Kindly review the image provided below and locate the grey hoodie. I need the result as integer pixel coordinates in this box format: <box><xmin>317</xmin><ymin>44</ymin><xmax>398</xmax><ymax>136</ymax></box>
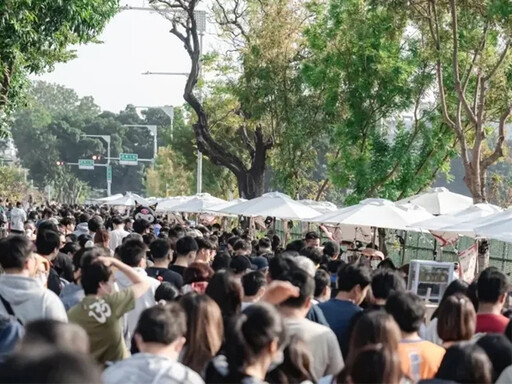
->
<box><xmin>102</xmin><ymin>353</ymin><xmax>204</xmax><ymax>384</ymax></box>
<box><xmin>0</xmin><ymin>274</ymin><xmax>67</xmax><ymax>324</ymax></box>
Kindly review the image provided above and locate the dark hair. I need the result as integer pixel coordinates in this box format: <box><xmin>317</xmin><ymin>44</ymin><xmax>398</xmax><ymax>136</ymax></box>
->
<box><xmin>436</xmin><ymin>342</ymin><xmax>492</xmax><ymax>384</ymax></box>
<box><xmin>93</xmin><ymin>229</ymin><xmax>110</xmax><ymax>245</ymax></box>
<box><xmin>227</xmin><ymin>236</ymin><xmax>241</xmax><ymax>249</ymax></box>
<box><xmin>477</xmin><ymin>267</ymin><xmax>509</xmax><ymax>303</ymax></box>
<box><xmin>71</xmin><ymin>248</ymin><xmax>88</xmax><ymax>274</ymax></box>
<box><xmin>196</xmin><ymin>237</ymin><xmax>213</xmax><ymax>251</ymax></box>
<box><xmin>87</xmin><ymin>216</ymin><xmax>103</xmax><ymax>233</ymax></box>
<box><xmin>206</xmin><ymin>270</ymin><xmax>243</xmax><ymax>320</ymax></box>
<box><xmin>60</xmin><ymin>242</ymin><xmax>80</xmax><ymax>257</ymax></box>
<box><xmin>112</xmin><ymin>215</ymin><xmax>124</xmax><ymax>226</ymax></box>
<box><xmin>37</xmin><ymin>220</ymin><xmax>59</xmax><ymax>234</ymax></box>
<box><xmin>35</xmin><ymin>230</ymin><xmax>60</xmax><ymax>256</ymax></box>
<box><xmin>0</xmin><ymin>235</ymin><xmax>35</xmax><ymax>270</ymax></box>
<box><xmin>59</xmin><ymin>217</ymin><xmax>75</xmax><ymax>228</ymax></box>
<box><xmin>81</xmin><ymin>257</ymin><xmax>112</xmax><ymax>295</ymax></box>
<box><xmin>286</xmin><ymin>239</ymin><xmax>305</xmax><ymax>253</ymax></box>
<box><xmin>258</xmin><ymin>237</ymin><xmax>271</xmax><ymax>250</ymax></box>
<box><xmin>305</xmin><ymin>231</ymin><xmax>319</xmax><ymax>241</ymax></box>
<box><xmin>377</xmin><ymin>258</ymin><xmax>396</xmax><ymax>270</ymax></box>
<box><xmin>371</xmin><ymin>269</ymin><xmax>406</xmax><ymax>300</ymax></box>
<box><xmin>278</xmin><ymin>268</ymin><xmax>314</xmax><ymax>309</ymax></box>
<box><xmin>337</xmin><ymin>263</ymin><xmax>372</xmax><ymax>292</ymax></box>
<box><xmin>78</xmin><ymin>213</ymin><xmax>91</xmax><ymax>224</ymax></box>
<box><xmin>183</xmin><ymin>262</ymin><xmax>214</xmax><ymax>285</ymax></box>
<box><xmin>266</xmin><ymin>335</ymin><xmax>315</xmax><ymax>384</ymax></box>
<box><xmin>149</xmin><ymin>239</ymin><xmax>170</xmax><ymax>260</ymax></box>
<box><xmin>431</xmin><ymin>279</ymin><xmax>469</xmax><ymax>320</ymax></box>
<box><xmin>314</xmin><ymin>269</ymin><xmax>331</xmax><ymax>298</ymax></box>
<box><xmin>437</xmin><ymin>294</ymin><xmax>476</xmax><ymax>343</ymax></box>
<box><xmin>176</xmin><ymin>236</ymin><xmax>198</xmax><ymax>256</ymax></box>
<box><xmin>385</xmin><ymin>291</ymin><xmax>425</xmax><ymax>333</ymax></box>
<box><xmin>119</xmin><ymin>239</ymin><xmax>147</xmax><ymax>267</ymax></box>
<box><xmin>19</xmin><ymin>320</ymin><xmax>89</xmax><ymax>353</ymax></box>
<box><xmin>211</xmin><ymin>252</ymin><xmax>231</xmax><ymax>271</ymax></box>
<box><xmin>268</xmin><ymin>254</ymin><xmax>297</xmax><ymax>281</ymax></box>
<box><xmin>476</xmin><ymin>333</ymin><xmax>512</xmax><ymax>381</ymax></box>
<box><xmin>65</xmin><ymin>233</ymin><xmax>78</xmax><ymax>243</ymax></box>
<box><xmin>78</xmin><ymin>234</ymin><xmax>92</xmax><ymax>249</ymax></box>
<box><xmin>242</xmin><ymin>271</ymin><xmax>267</xmax><ymax>297</ymax></box>
<box><xmin>155</xmin><ymin>282</ymin><xmax>181</xmax><ymax>302</ymax></box>
<box><xmin>323</xmin><ymin>241</ymin><xmax>340</xmax><ymax>258</ymax></box>
<box><xmin>233</xmin><ymin>240</ymin><xmax>252</xmax><ymax>253</ymax></box>
<box><xmin>135</xmin><ymin>303</ymin><xmax>186</xmax><ymax>345</ymax></box>
<box><xmin>133</xmin><ymin>218</ymin><xmax>150</xmax><ymax>234</ymax></box>
<box><xmin>346</xmin><ymin>344</ymin><xmax>402</xmax><ymax>384</ymax></box>
<box><xmin>299</xmin><ymin>246</ymin><xmax>323</xmax><ymax>266</ymax></box>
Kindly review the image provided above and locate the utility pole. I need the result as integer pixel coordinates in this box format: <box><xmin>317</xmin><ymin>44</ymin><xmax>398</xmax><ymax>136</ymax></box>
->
<box><xmin>85</xmin><ymin>134</ymin><xmax>112</xmax><ymax>196</ymax></box>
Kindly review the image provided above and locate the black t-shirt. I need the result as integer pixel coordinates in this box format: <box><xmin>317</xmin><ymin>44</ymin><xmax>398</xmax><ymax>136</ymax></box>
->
<box><xmin>146</xmin><ymin>267</ymin><xmax>183</xmax><ymax>288</ymax></box>
<box><xmin>168</xmin><ymin>265</ymin><xmax>187</xmax><ymax>277</ymax></box>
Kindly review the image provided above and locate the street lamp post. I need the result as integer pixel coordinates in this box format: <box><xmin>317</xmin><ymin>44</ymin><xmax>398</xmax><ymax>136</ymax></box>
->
<box><xmin>85</xmin><ymin>134</ymin><xmax>111</xmax><ymax>196</ymax></box>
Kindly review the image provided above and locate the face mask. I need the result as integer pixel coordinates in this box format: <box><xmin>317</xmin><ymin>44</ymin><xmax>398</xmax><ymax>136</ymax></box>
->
<box><xmin>35</xmin><ymin>273</ymin><xmax>47</xmax><ymax>288</ymax></box>
<box><xmin>371</xmin><ymin>260</ymin><xmax>380</xmax><ymax>270</ymax></box>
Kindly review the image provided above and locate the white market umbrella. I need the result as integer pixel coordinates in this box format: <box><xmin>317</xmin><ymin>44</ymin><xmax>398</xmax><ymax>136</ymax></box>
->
<box><xmin>473</xmin><ymin>209</ymin><xmax>512</xmax><ymax>242</ymax></box>
<box><xmin>219</xmin><ymin>192</ymin><xmax>322</xmax><ymax>220</ymax></box>
<box><xmin>95</xmin><ymin>194</ymin><xmax>123</xmax><ymax>203</ymax></box>
<box><xmin>310</xmin><ymin>198</ymin><xmax>433</xmax><ymax>231</ymax></box>
<box><xmin>103</xmin><ymin>192</ymin><xmax>151</xmax><ymax>207</ymax></box>
<box><xmin>299</xmin><ymin>199</ymin><xmax>338</xmax><ymax>214</ymax></box>
<box><xmin>207</xmin><ymin>199</ymin><xmax>248</xmax><ymax>217</ymax></box>
<box><xmin>169</xmin><ymin>193</ymin><xmax>227</xmax><ymax>214</ymax></box>
<box><xmin>398</xmin><ymin>187</ymin><xmax>473</xmax><ymax>215</ymax></box>
<box><xmin>155</xmin><ymin>196</ymin><xmax>192</xmax><ymax>213</ymax></box>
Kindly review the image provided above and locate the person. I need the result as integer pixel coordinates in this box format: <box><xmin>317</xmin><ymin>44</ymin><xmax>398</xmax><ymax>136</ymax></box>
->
<box><xmin>195</xmin><ymin>237</ymin><xmax>214</xmax><ymax>263</ymax></box>
<box><xmin>170</xmin><ymin>236</ymin><xmax>198</xmax><ymax>277</ymax></box>
<box><xmin>88</xmin><ymin>215</ymin><xmax>104</xmax><ymax>237</ymax></box>
<box><xmin>0</xmin><ymin>235</ymin><xmax>67</xmax><ymax>323</ymax></box>
<box><xmin>205</xmin><ymin>270</ymin><xmax>243</xmax><ymax>332</ymax></box>
<box><xmin>109</xmin><ymin>215</ymin><xmax>129</xmax><ymax>251</ymax></box>
<box><xmin>133</xmin><ymin>218</ymin><xmax>150</xmax><ymax>235</ymax></box>
<box><xmin>73</xmin><ymin>212</ymin><xmax>90</xmax><ymax>236</ymax></box>
<box><xmin>436</xmin><ymin>294</ymin><xmax>476</xmax><ymax>347</ymax></box>
<box><xmin>102</xmin><ymin>304</ymin><xmax>204</xmax><ymax>384</ymax></box>
<box><xmin>94</xmin><ymin>228</ymin><xmax>113</xmax><ymax>256</ymax></box>
<box><xmin>182</xmin><ymin>262</ymin><xmax>214</xmax><ymax>294</ymax></box>
<box><xmin>230</xmin><ymin>255</ymin><xmax>255</xmax><ymax>278</ymax></box>
<box><xmin>59</xmin><ymin>216</ymin><xmax>76</xmax><ymax>235</ymax></box>
<box><xmin>232</xmin><ymin>240</ymin><xmax>252</xmax><ymax>257</ymax></box>
<box><xmin>241</xmin><ymin>271</ymin><xmax>266</xmax><ymax>310</ymax></box>
<box><xmin>476</xmin><ymin>333</ymin><xmax>512</xmax><ymax>382</ymax></box>
<box><xmin>278</xmin><ymin>267</ymin><xmax>344</xmax><ymax>380</ymax></box>
<box><xmin>423</xmin><ymin>279</ymin><xmax>469</xmax><ymax>344</ymax></box>
<box><xmin>146</xmin><ymin>239</ymin><xmax>183</xmax><ymax>288</ymax></box>
<box><xmin>313</xmin><ymin>269</ymin><xmax>331</xmax><ymax>304</ymax></box>
<box><xmin>318</xmin><ymin>263</ymin><xmax>371</xmax><ymax>356</ymax></box>
<box><xmin>155</xmin><ymin>282</ymin><xmax>181</xmax><ymax>302</ymax></box>
<box><xmin>224</xmin><ymin>303</ymin><xmax>286</xmax><ymax>383</ymax></box>
<box><xmin>385</xmin><ymin>291</ymin><xmax>445</xmax><ymax>381</ymax></box>
<box><xmin>59</xmin><ymin>248</ymin><xmax>86</xmax><ymax>310</ymax></box>
<box><xmin>300</xmin><ymin>246</ymin><xmax>323</xmax><ymax>268</ymax></box>
<box><xmin>432</xmin><ymin>342</ymin><xmax>492</xmax><ymax>384</ymax></box>
<box><xmin>286</xmin><ymin>239</ymin><xmax>305</xmax><ymax>253</ymax></box>
<box><xmin>115</xmin><ymin>239</ymin><xmax>160</xmax><ymax>346</ymax></box>
<box><xmin>35</xmin><ymin>230</ymin><xmax>65</xmax><ymax>295</ymax></box>
<box><xmin>257</xmin><ymin>237</ymin><xmax>273</xmax><ymax>258</ymax></box>
<box><xmin>475</xmin><ymin>267</ymin><xmax>510</xmax><ymax>333</ymax></box>
<box><xmin>370</xmin><ymin>268</ymin><xmax>406</xmax><ymax>309</ymax></box>
<box><xmin>304</xmin><ymin>231</ymin><xmax>320</xmax><ymax>248</ymax></box>
<box><xmin>180</xmin><ymin>293</ymin><xmax>224</xmax><ymax>376</ymax></box>
<box><xmin>266</xmin><ymin>335</ymin><xmax>315</xmax><ymax>384</ymax></box>
<box><xmin>212</xmin><ymin>252</ymin><xmax>231</xmax><ymax>272</ymax></box>
<box><xmin>9</xmin><ymin>202</ymin><xmax>26</xmax><ymax>235</ymax></box>
<box><xmin>345</xmin><ymin>344</ymin><xmax>402</xmax><ymax>384</ymax></box>
<box><xmin>67</xmin><ymin>252</ymin><xmax>150</xmax><ymax>365</ymax></box>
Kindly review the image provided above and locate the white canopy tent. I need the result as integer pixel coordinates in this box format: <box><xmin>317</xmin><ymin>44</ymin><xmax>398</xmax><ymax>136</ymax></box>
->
<box><xmin>436</xmin><ymin>207</ymin><xmax>509</xmax><ymax>239</ymax></box>
<box><xmin>155</xmin><ymin>196</ymin><xmax>192</xmax><ymax>213</ymax></box>
<box><xmin>474</xmin><ymin>209</ymin><xmax>512</xmax><ymax>242</ymax></box>
<box><xmin>168</xmin><ymin>193</ymin><xmax>227</xmax><ymax>214</ymax></box>
<box><xmin>298</xmin><ymin>200</ymin><xmax>338</xmax><ymax>214</ymax></box>
<box><xmin>94</xmin><ymin>194</ymin><xmax>123</xmax><ymax>204</ymax></box>
<box><xmin>218</xmin><ymin>192</ymin><xmax>322</xmax><ymax>220</ymax></box>
<box><xmin>398</xmin><ymin>187</ymin><xmax>473</xmax><ymax>215</ymax></box>
<box><xmin>102</xmin><ymin>192</ymin><xmax>151</xmax><ymax>207</ymax></box>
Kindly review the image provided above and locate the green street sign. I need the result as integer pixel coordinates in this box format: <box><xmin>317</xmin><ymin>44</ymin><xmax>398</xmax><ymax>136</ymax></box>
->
<box><xmin>78</xmin><ymin>159</ymin><xmax>94</xmax><ymax>170</ymax></box>
<box><xmin>119</xmin><ymin>153</ymin><xmax>138</xmax><ymax>166</ymax></box>
<box><xmin>106</xmin><ymin>166</ymin><xmax>112</xmax><ymax>182</ymax></box>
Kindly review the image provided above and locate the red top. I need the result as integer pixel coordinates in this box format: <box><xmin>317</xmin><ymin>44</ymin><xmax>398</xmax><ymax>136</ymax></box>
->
<box><xmin>475</xmin><ymin>313</ymin><xmax>510</xmax><ymax>334</ymax></box>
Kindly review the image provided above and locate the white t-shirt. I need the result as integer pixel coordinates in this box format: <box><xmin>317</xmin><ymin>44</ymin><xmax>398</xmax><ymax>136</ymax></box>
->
<box><xmin>9</xmin><ymin>207</ymin><xmax>26</xmax><ymax>232</ymax></box>
<box><xmin>109</xmin><ymin>228</ymin><xmax>129</xmax><ymax>251</ymax></box>
<box><xmin>285</xmin><ymin>317</ymin><xmax>344</xmax><ymax>381</ymax></box>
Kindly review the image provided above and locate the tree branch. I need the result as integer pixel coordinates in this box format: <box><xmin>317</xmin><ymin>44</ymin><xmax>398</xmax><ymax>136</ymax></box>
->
<box><xmin>484</xmin><ymin>43</ymin><xmax>510</xmax><ymax>82</ymax></box>
<box><xmin>481</xmin><ymin>103</ymin><xmax>512</xmax><ymax>170</ymax></box>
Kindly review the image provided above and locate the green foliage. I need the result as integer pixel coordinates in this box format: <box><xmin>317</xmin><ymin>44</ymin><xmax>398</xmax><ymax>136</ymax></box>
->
<box><xmin>0</xmin><ymin>165</ymin><xmax>31</xmax><ymax>202</ymax></box>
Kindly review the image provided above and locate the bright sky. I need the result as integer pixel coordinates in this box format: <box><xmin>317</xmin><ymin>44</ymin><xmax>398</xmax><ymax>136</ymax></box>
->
<box><xmin>34</xmin><ymin>0</ymin><xmax>200</xmax><ymax>113</ymax></box>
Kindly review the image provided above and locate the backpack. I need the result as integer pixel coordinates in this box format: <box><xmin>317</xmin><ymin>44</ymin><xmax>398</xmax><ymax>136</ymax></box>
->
<box><xmin>0</xmin><ymin>295</ymin><xmax>24</xmax><ymax>357</ymax></box>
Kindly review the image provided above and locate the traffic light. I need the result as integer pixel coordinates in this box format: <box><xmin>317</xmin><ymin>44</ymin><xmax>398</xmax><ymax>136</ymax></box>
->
<box><xmin>92</xmin><ymin>155</ymin><xmax>102</xmax><ymax>160</ymax></box>
<box><xmin>56</xmin><ymin>161</ymin><xmax>65</xmax><ymax>166</ymax></box>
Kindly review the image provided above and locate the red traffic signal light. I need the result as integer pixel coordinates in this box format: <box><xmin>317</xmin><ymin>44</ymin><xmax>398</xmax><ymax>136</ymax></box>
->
<box><xmin>56</xmin><ymin>161</ymin><xmax>65</xmax><ymax>166</ymax></box>
<box><xmin>92</xmin><ymin>155</ymin><xmax>102</xmax><ymax>160</ymax></box>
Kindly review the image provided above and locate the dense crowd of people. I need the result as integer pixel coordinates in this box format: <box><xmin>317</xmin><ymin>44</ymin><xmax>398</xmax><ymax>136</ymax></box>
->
<box><xmin>0</xmin><ymin>201</ymin><xmax>511</xmax><ymax>383</ymax></box>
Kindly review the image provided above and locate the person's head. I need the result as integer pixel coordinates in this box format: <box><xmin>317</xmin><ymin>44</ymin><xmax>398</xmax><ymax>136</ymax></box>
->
<box><xmin>323</xmin><ymin>240</ymin><xmax>340</xmax><ymax>259</ymax></box>
<box><xmin>93</xmin><ymin>228</ymin><xmax>110</xmax><ymax>247</ymax></box>
<box><xmin>133</xmin><ymin>218</ymin><xmax>150</xmax><ymax>235</ymax></box>
<box><xmin>286</xmin><ymin>239</ymin><xmax>305</xmax><ymax>253</ymax></box>
<box><xmin>304</xmin><ymin>231</ymin><xmax>319</xmax><ymax>248</ymax></box>
<box><xmin>119</xmin><ymin>239</ymin><xmax>147</xmax><ymax>268</ymax></box>
<box><xmin>80</xmin><ymin>250</ymin><xmax>114</xmax><ymax>296</ymax></box>
<box><xmin>299</xmin><ymin>246</ymin><xmax>323</xmax><ymax>266</ymax></box>
<box><xmin>155</xmin><ymin>282</ymin><xmax>181</xmax><ymax>302</ymax></box>
<box><xmin>78</xmin><ymin>212</ymin><xmax>91</xmax><ymax>224</ymax></box>
<box><xmin>228</xmin><ymin>303</ymin><xmax>286</xmax><ymax>374</ymax></box>
<box><xmin>278</xmin><ymin>268</ymin><xmax>314</xmax><ymax>315</ymax></box>
<box><xmin>314</xmin><ymin>269</ymin><xmax>331</xmax><ymax>302</ymax></box>
<box><xmin>0</xmin><ymin>235</ymin><xmax>36</xmax><ymax>275</ymax></box>
<box><xmin>175</xmin><ymin>236</ymin><xmax>198</xmax><ymax>263</ymax></box>
<box><xmin>60</xmin><ymin>241</ymin><xmax>80</xmax><ymax>258</ymax></box>
<box><xmin>183</xmin><ymin>262</ymin><xmax>214</xmax><ymax>285</ymax></box>
<box><xmin>346</xmin><ymin>344</ymin><xmax>402</xmax><ymax>384</ymax></box>
<box><xmin>133</xmin><ymin>303</ymin><xmax>187</xmax><ymax>359</ymax></box>
<box><xmin>371</xmin><ymin>269</ymin><xmax>406</xmax><ymax>304</ymax></box>
<box><xmin>112</xmin><ymin>215</ymin><xmax>125</xmax><ymax>227</ymax></box>
<box><xmin>348</xmin><ymin>311</ymin><xmax>400</xmax><ymax>364</ymax></box>
<box><xmin>258</xmin><ymin>237</ymin><xmax>272</xmax><ymax>254</ymax></box>
<box><xmin>436</xmin><ymin>342</ymin><xmax>493</xmax><ymax>383</ymax></box>
<box><xmin>211</xmin><ymin>251</ymin><xmax>231</xmax><ymax>271</ymax></box>
<box><xmin>87</xmin><ymin>215</ymin><xmax>103</xmax><ymax>233</ymax></box>
<box><xmin>149</xmin><ymin>239</ymin><xmax>172</xmax><ymax>265</ymax></box>
<box><xmin>477</xmin><ymin>267</ymin><xmax>509</xmax><ymax>308</ymax></box>
<box><xmin>476</xmin><ymin>333</ymin><xmax>512</xmax><ymax>381</ymax></box>
<box><xmin>233</xmin><ymin>239</ymin><xmax>252</xmax><ymax>257</ymax></box>
<box><xmin>266</xmin><ymin>335</ymin><xmax>315</xmax><ymax>384</ymax></box>
<box><xmin>206</xmin><ymin>270</ymin><xmax>243</xmax><ymax>320</ymax></box>
<box><xmin>437</xmin><ymin>293</ymin><xmax>476</xmax><ymax>343</ymax></box>
<box><xmin>385</xmin><ymin>291</ymin><xmax>425</xmax><ymax>335</ymax></box>
<box><xmin>35</xmin><ymin>230</ymin><xmax>60</xmax><ymax>260</ymax></box>
<box><xmin>18</xmin><ymin>320</ymin><xmax>89</xmax><ymax>354</ymax></box>
<box><xmin>230</xmin><ymin>255</ymin><xmax>255</xmax><ymax>277</ymax></box>
<box><xmin>78</xmin><ymin>233</ymin><xmax>93</xmax><ymax>249</ymax></box>
<box><xmin>59</xmin><ymin>217</ymin><xmax>75</xmax><ymax>234</ymax></box>
<box><xmin>227</xmin><ymin>236</ymin><xmax>241</xmax><ymax>253</ymax></box>
<box><xmin>195</xmin><ymin>237</ymin><xmax>214</xmax><ymax>263</ymax></box>
<box><xmin>268</xmin><ymin>253</ymin><xmax>298</xmax><ymax>282</ymax></box>
<box><xmin>337</xmin><ymin>263</ymin><xmax>372</xmax><ymax>305</ymax></box>
<box><xmin>242</xmin><ymin>271</ymin><xmax>267</xmax><ymax>302</ymax></box>
<box><xmin>180</xmin><ymin>293</ymin><xmax>224</xmax><ymax>373</ymax></box>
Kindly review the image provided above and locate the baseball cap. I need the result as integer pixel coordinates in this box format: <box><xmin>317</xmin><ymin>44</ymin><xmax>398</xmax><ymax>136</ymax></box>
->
<box><xmin>251</xmin><ymin>256</ymin><xmax>269</xmax><ymax>271</ymax></box>
<box><xmin>230</xmin><ymin>255</ymin><xmax>256</xmax><ymax>274</ymax></box>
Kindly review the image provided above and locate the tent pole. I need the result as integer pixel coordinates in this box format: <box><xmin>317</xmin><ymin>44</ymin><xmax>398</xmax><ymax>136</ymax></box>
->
<box><xmin>401</xmin><ymin>230</ymin><xmax>407</xmax><ymax>266</ymax></box>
